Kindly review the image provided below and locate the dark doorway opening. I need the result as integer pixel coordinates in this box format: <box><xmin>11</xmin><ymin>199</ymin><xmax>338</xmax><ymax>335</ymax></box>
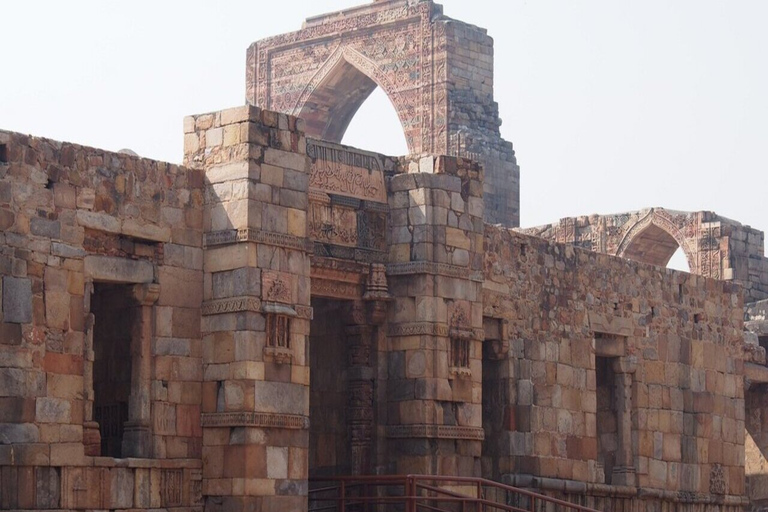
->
<box><xmin>309</xmin><ymin>298</ymin><xmax>351</xmax><ymax>476</ymax></box>
<box><xmin>91</xmin><ymin>283</ymin><xmax>135</xmax><ymax>458</ymax></box>
<box><xmin>596</xmin><ymin>356</ymin><xmax>618</xmax><ymax>484</ymax></box>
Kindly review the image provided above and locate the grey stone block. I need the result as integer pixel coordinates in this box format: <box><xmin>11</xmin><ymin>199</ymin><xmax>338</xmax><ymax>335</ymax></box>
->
<box><xmin>0</xmin><ymin>422</ymin><xmax>39</xmax><ymax>443</ymax></box>
<box><xmin>30</xmin><ymin>217</ymin><xmax>61</xmax><ymax>239</ymax></box>
<box><xmin>35</xmin><ymin>467</ymin><xmax>61</xmax><ymax>508</ymax></box>
<box><xmin>2</xmin><ymin>277</ymin><xmax>32</xmax><ymax>323</ymax></box>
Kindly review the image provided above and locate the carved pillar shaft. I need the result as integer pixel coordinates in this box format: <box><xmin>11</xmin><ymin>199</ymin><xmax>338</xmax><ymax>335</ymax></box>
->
<box><xmin>123</xmin><ymin>283</ymin><xmax>159</xmax><ymax>458</ymax></box>
<box><xmin>346</xmin><ymin>319</ymin><xmax>374</xmax><ymax>475</ymax></box>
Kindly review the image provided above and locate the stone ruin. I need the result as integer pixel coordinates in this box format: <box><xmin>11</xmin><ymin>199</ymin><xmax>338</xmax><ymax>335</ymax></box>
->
<box><xmin>0</xmin><ymin>1</ymin><xmax>767</xmax><ymax>511</ymax></box>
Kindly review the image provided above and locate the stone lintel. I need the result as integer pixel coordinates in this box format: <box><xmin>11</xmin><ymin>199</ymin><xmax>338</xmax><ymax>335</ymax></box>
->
<box><xmin>745</xmin><ymin>362</ymin><xmax>768</xmax><ymax>385</ymax></box>
<box><xmin>588</xmin><ymin>312</ymin><xmax>633</xmax><ymax>337</ymax></box>
<box><xmin>84</xmin><ymin>256</ymin><xmax>154</xmax><ymax>284</ymax></box>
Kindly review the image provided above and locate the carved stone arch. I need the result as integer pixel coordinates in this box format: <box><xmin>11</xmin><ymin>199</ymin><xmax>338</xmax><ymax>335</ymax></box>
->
<box><xmin>616</xmin><ymin>210</ymin><xmax>698</xmax><ymax>272</ymax></box>
<box><xmin>291</xmin><ymin>46</ymin><xmax>414</xmax><ymax>153</ymax></box>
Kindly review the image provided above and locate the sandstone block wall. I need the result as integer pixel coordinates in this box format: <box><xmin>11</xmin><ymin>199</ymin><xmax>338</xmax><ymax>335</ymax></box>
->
<box><xmin>484</xmin><ymin>226</ymin><xmax>747</xmax><ymax>507</ymax></box>
<box><xmin>0</xmin><ymin>130</ymin><xmax>204</xmax><ymax>509</ymax></box>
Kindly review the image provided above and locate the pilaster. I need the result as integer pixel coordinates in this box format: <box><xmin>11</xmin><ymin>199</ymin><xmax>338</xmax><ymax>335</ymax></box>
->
<box><xmin>385</xmin><ymin>155</ymin><xmax>485</xmax><ymax>475</ymax></box>
<box><xmin>186</xmin><ymin>105</ymin><xmax>311</xmax><ymax>512</ymax></box>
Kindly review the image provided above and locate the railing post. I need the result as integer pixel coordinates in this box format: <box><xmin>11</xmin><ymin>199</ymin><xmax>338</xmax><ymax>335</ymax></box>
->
<box><xmin>340</xmin><ymin>480</ymin><xmax>345</xmax><ymax>512</ymax></box>
<box><xmin>405</xmin><ymin>476</ymin><xmax>414</xmax><ymax>512</ymax></box>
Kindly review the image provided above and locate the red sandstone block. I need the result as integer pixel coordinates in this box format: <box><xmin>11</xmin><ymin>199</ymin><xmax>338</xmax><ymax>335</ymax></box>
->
<box><xmin>176</xmin><ymin>404</ymin><xmax>202</xmax><ymax>438</ymax></box>
<box><xmin>43</xmin><ymin>352</ymin><xmax>83</xmax><ymax>375</ymax></box>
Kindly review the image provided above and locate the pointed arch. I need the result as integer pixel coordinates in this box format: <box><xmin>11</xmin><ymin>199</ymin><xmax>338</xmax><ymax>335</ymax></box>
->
<box><xmin>616</xmin><ymin>210</ymin><xmax>697</xmax><ymax>272</ymax></box>
<box><xmin>291</xmin><ymin>46</ymin><xmax>415</xmax><ymax>153</ymax></box>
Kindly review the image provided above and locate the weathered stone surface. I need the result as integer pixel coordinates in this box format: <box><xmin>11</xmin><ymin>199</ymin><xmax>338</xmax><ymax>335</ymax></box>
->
<box><xmin>2</xmin><ymin>276</ymin><xmax>32</xmax><ymax>323</ymax></box>
<box><xmin>84</xmin><ymin>256</ymin><xmax>154</xmax><ymax>283</ymax></box>
<box><xmin>0</xmin><ymin>423</ymin><xmax>39</xmax><ymax>443</ymax></box>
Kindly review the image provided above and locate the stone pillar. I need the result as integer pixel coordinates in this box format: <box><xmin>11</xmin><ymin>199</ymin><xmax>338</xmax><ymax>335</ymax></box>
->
<box><xmin>345</xmin><ymin>301</ymin><xmax>375</xmax><ymax>475</ymax></box>
<box><xmin>82</xmin><ymin>280</ymin><xmax>100</xmax><ymax>456</ymax></box>
<box><xmin>186</xmin><ymin>105</ymin><xmax>311</xmax><ymax>512</ymax></box>
<box><xmin>612</xmin><ymin>357</ymin><xmax>637</xmax><ymax>486</ymax></box>
<box><xmin>385</xmin><ymin>155</ymin><xmax>485</xmax><ymax>475</ymax></box>
<box><xmin>122</xmin><ymin>283</ymin><xmax>160</xmax><ymax>458</ymax></box>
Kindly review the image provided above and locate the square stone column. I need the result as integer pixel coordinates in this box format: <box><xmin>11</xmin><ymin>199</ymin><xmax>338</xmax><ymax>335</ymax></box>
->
<box><xmin>385</xmin><ymin>156</ymin><xmax>486</xmax><ymax>475</ymax></box>
<box><xmin>185</xmin><ymin>106</ymin><xmax>312</xmax><ymax>512</ymax></box>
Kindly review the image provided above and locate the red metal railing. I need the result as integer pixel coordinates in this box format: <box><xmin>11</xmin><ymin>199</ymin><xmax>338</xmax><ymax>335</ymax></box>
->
<box><xmin>308</xmin><ymin>474</ymin><xmax>601</xmax><ymax>512</ymax></box>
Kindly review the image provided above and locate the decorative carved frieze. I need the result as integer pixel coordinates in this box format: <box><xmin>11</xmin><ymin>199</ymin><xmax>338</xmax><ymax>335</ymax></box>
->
<box><xmin>295</xmin><ymin>305</ymin><xmax>314</xmax><ymax>320</ymax></box>
<box><xmin>201</xmin><ymin>412</ymin><xmax>309</xmax><ymax>429</ymax></box>
<box><xmin>202</xmin><ymin>296</ymin><xmax>262</xmax><ymax>316</ymax></box>
<box><xmin>388</xmin><ymin>322</ymin><xmax>482</xmax><ymax>339</ymax></box>
<box><xmin>311</xmin><ymin>255</ymin><xmax>370</xmax><ymax>276</ymax></box>
<box><xmin>204</xmin><ymin>228</ymin><xmax>313</xmax><ymax>251</ymax></box>
<box><xmin>312</xmin><ymin>278</ymin><xmax>362</xmax><ymax>299</ymax></box>
<box><xmin>161</xmin><ymin>469</ymin><xmax>183</xmax><ymax>507</ymax></box>
<box><xmin>386</xmin><ymin>261</ymin><xmax>483</xmax><ymax>282</ymax></box>
<box><xmin>386</xmin><ymin>424</ymin><xmax>485</xmax><ymax>441</ymax></box>
<box><xmin>314</xmin><ymin>242</ymin><xmax>388</xmax><ymax>263</ymax></box>
<box><xmin>388</xmin><ymin>322</ymin><xmax>449</xmax><ymax>337</ymax></box>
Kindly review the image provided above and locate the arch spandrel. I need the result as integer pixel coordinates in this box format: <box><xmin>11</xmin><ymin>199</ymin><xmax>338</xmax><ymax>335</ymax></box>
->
<box><xmin>615</xmin><ymin>209</ymin><xmax>698</xmax><ymax>273</ymax></box>
<box><xmin>248</xmin><ymin>1</ymin><xmax>441</xmax><ymax>156</ymax></box>
<box><xmin>291</xmin><ymin>47</ymin><xmax>415</xmax><ymax>153</ymax></box>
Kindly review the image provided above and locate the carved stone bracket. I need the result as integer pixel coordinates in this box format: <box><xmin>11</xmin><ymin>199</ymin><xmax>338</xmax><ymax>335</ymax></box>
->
<box><xmin>386</xmin><ymin>425</ymin><xmax>485</xmax><ymax>441</ymax></box>
<box><xmin>201</xmin><ymin>412</ymin><xmax>309</xmax><ymax>429</ymax></box>
<box><xmin>131</xmin><ymin>283</ymin><xmax>160</xmax><ymax>306</ymax></box>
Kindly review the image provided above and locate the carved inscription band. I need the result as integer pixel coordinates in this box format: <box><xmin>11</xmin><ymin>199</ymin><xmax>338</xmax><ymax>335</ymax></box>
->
<box><xmin>202</xmin><ymin>296</ymin><xmax>313</xmax><ymax>319</ymax></box>
<box><xmin>388</xmin><ymin>322</ymin><xmax>484</xmax><ymax>340</ymax></box>
<box><xmin>386</xmin><ymin>262</ymin><xmax>483</xmax><ymax>282</ymax></box>
<box><xmin>201</xmin><ymin>412</ymin><xmax>309</xmax><ymax>429</ymax></box>
<box><xmin>386</xmin><ymin>425</ymin><xmax>485</xmax><ymax>441</ymax></box>
<box><xmin>204</xmin><ymin>228</ymin><xmax>313</xmax><ymax>251</ymax></box>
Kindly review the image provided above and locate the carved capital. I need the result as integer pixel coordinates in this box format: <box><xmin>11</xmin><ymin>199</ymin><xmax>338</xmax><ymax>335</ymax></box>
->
<box><xmin>132</xmin><ymin>283</ymin><xmax>160</xmax><ymax>306</ymax></box>
<box><xmin>612</xmin><ymin>355</ymin><xmax>638</xmax><ymax>375</ymax></box>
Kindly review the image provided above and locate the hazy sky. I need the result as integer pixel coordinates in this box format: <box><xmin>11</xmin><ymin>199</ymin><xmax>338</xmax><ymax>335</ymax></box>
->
<box><xmin>2</xmin><ymin>1</ymin><xmax>766</xmax><ymax>270</ymax></box>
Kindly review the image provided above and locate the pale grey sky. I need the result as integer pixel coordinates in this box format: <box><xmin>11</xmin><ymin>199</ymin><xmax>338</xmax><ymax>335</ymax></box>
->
<box><xmin>2</xmin><ymin>1</ymin><xmax>766</xmax><ymax>271</ymax></box>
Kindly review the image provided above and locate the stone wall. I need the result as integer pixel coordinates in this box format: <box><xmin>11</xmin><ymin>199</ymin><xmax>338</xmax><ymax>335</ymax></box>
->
<box><xmin>483</xmin><ymin>226</ymin><xmax>747</xmax><ymax>508</ymax></box>
<box><xmin>0</xmin><ymin>129</ymin><xmax>204</xmax><ymax>509</ymax></box>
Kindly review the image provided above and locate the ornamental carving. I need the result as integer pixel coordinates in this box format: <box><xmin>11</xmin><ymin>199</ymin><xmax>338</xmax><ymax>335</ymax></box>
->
<box><xmin>263</xmin><ymin>271</ymin><xmax>292</xmax><ymax>303</ymax></box>
<box><xmin>710</xmin><ymin>463</ymin><xmax>726</xmax><ymax>495</ymax></box>
<box><xmin>201</xmin><ymin>412</ymin><xmax>309</xmax><ymax>429</ymax></box>
<box><xmin>312</xmin><ymin>278</ymin><xmax>362</xmax><ymax>299</ymax></box>
<box><xmin>202</xmin><ymin>297</ymin><xmax>262</xmax><ymax>316</ymax></box>
<box><xmin>308</xmin><ymin>139</ymin><xmax>387</xmax><ymax>203</ymax></box>
<box><xmin>387</xmin><ymin>261</ymin><xmax>483</xmax><ymax>282</ymax></box>
<box><xmin>204</xmin><ymin>228</ymin><xmax>312</xmax><ymax>251</ymax></box>
<box><xmin>385</xmin><ymin>425</ymin><xmax>484</xmax><ymax>441</ymax></box>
